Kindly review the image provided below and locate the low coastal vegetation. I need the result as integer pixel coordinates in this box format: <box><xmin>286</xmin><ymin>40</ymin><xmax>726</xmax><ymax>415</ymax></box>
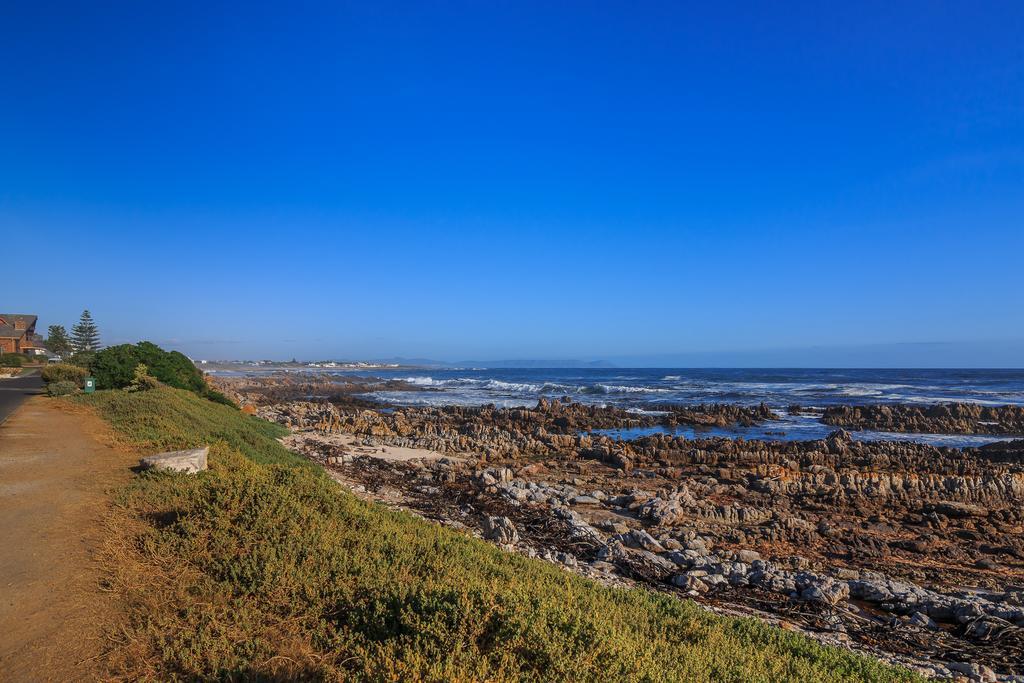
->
<box><xmin>90</xmin><ymin>341</ymin><xmax>234</xmax><ymax>405</ymax></box>
<box><xmin>41</xmin><ymin>340</ymin><xmax>234</xmax><ymax>405</ymax></box>
<box><xmin>82</xmin><ymin>387</ymin><xmax>296</xmax><ymax>466</ymax></box>
<box><xmin>42</xmin><ymin>363</ymin><xmax>90</xmax><ymax>395</ymax></box>
<box><xmin>79</xmin><ymin>386</ymin><xmax>917</xmax><ymax>681</ymax></box>
<box><xmin>0</xmin><ymin>352</ymin><xmax>30</xmax><ymax>367</ymax></box>
<box><xmin>41</xmin><ymin>363</ymin><xmax>89</xmax><ymax>385</ymax></box>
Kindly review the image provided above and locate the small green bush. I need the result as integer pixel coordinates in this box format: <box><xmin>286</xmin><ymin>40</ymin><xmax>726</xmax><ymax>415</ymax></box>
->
<box><xmin>0</xmin><ymin>354</ymin><xmax>24</xmax><ymax>367</ymax></box>
<box><xmin>128</xmin><ymin>363</ymin><xmax>160</xmax><ymax>391</ymax></box>
<box><xmin>41</xmin><ymin>363</ymin><xmax>89</xmax><ymax>387</ymax></box>
<box><xmin>67</xmin><ymin>351</ymin><xmax>96</xmax><ymax>369</ymax></box>
<box><xmin>47</xmin><ymin>380</ymin><xmax>79</xmax><ymax>396</ymax></box>
<box><xmin>89</xmin><ymin>345</ymin><xmax>140</xmax><ymax>388</ymax></box>
<box><xmin>90</xmin><ymin>341</ymin><xmax>227</xmax><ymax>405</ymax></box>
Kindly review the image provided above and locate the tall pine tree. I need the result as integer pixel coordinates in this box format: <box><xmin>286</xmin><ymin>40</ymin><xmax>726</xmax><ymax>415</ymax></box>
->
<box><xmin>71</xmin><ymin>310</ymin><xmax>101</xmax><ymax>353</ymax></box>
<box><xmin>46</xmin><ymin>324</ymin><xmax>73</xmax><ymax>358</ymax></box>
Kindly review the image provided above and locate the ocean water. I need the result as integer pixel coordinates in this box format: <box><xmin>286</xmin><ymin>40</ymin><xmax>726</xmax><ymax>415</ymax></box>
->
<box><xmin>355</xmin><ymin>368</ymin><xmax>1024</xmax><ymax>447</ymax></box>
<box><xmin>356</xmin><ymin>368</ymin><xmax>1024</xmax><ymax>410</ymax></box>
<box><xmin>587</xmin><ymin>417</ymin><xmax>1015</xmax><ymax>448</ymax></box>
<box><xmin>213</xmin><ymin>367</ymin><xmax>1024</xmax><ymax>447</ymax></box>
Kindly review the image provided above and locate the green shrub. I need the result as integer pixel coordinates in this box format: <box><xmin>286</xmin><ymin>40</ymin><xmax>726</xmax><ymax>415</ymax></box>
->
<box><xmin>67</xmin><ymin>351</ymin><xmax>96</xmax><ymax>369</ymax></box>
<box><xmin>89</xmin><ymin>345</ymin><xmax>139</xmax><ymax>389</ymax></box>
<box><xmin>47</xmin><ymin>380</ymin><xmax>79</xmax><ymax>396</ymax></box>
<box><xmin>41</xmin><ymin>363</ymin><xmax>89</xmax><ymax>387</ymax></box>
<box><xmin>83</xmin><ymin>388</ymin><xmax>920</xmax><ymax>682</ymax></box>
<box><xmin>91</xmin><ymin>341</ymin><xmax>226</xmax><ymax>405</ymax></box>
<box><xmin>134</xmin><ymin>341</ymin><xmax>206</xmax><ymax>393</ymax></box>
<box><xmin>0</xmin><ymin>353</ymin><xmax>24</xmax><ymax>367</ymax></box>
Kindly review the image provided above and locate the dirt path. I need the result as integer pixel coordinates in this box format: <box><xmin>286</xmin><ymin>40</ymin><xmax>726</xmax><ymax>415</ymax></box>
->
<box><xmin>0</xmin><ymin>397</ymin><xmax>133</xmax><ymax>681</ymax></box>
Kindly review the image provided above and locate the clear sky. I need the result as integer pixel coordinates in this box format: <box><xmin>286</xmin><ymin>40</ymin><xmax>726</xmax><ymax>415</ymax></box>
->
<box><xmin>2</xmin><ymin>2</ymin><xmax>1022</xmax><ymax>365</ymax></box>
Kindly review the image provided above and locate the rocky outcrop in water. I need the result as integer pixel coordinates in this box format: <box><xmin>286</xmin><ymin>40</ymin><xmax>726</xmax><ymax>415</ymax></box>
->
<box><xmin>822</xmin><ymin>403</ymin><xmax>1024</xmax><ymax>435</ymax></box>
<box><xmin>210</xmin><ymin>372</ymin><xmax>423</xmax><ymax>408</ymax></box>
<box><xmin>257</xmin><ymin>398</ymin><xmax>775</xmax><ymax>459</ymax></box>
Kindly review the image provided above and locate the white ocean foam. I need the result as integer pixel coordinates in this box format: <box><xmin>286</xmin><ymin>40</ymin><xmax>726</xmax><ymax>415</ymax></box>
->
<box><xmin>836</xmin><ymin>387</ymin><xmax>883</xmax><ymax>397</ymax></box>
<box><xmin>626</xmin><ymin>407</ymin><xmax>669</xmax><ymax>416</ymax></box>
<box><xmin>788</xmin><ymin>383</ymin><xmax>841</xmax><ymax>393</ymax></box>
<box><xmin>383</xmin><ymin>372</ymin><xmax>1024</xmax><ymax>408</ymax></box>
<box><xmin>878</xmin><ymin>394</ymin><xmax>1017</xmax><ymax>407</ymax></box>
<box><xmin>592</xmin><ymin>384</ymin><xmax>672</xmax><ymax>394</ymax></box>
<box><xmin>401</xmin><ymin>376</ymin><xmax>445</xmax><ymax>386</ymax></box>
<box><xmin>540</xmin><ymin>382</ymin><xmax>578</xmax><ymax>393</ymax></box>
<box><xmin>481</xmin><ymin>379</ymin><xmax>545</xmax><ymax>393</ymax></box>
<box><xmin>400</xmin><ymin>377</ymin><xmax>580</xmax><ymax>395</ymax></box>
<box><xmin>363</xmin><ymin>391</ymin><xmax>535</xmax><ymax>408</ymax></box>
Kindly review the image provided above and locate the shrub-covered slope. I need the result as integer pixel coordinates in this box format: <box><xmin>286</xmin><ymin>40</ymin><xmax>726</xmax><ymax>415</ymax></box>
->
<box><xmin>81</xmin><ymin>386</ymin><xmax>297</xmax><ymax>466</ymax></box>
<box><xmin>89</xmin><ymin>341</ymin><xmax>233</xmax><ymax>405</ymax></box>
<box><xmin>81</xmin><ymin>387</ymin><xmax>920</xmax><ymax>682</ymax></box>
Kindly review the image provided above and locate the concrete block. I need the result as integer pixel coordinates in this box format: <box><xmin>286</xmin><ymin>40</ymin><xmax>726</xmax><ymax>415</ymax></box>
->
<box><xmin>140</xmin><ymin>446</ymin><xmax>208</xmax><ymax>474</ymax></box>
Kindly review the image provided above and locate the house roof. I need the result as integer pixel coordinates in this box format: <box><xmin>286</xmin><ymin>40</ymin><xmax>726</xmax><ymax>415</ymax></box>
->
<box><xmin>0</xmin><ymin>314</ymin><xmax>38</xmax><ymax>339</ymax></box>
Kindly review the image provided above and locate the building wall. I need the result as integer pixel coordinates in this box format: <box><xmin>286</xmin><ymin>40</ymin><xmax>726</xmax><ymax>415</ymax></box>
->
<box><xmin>0</xmin><ymin>338</ymin><xmax>16</xmax><ymax>354</ymax></box>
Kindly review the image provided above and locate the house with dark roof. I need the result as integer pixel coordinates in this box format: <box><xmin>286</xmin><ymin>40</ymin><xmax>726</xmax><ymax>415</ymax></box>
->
<box><xmin>0</xmin><ymin>314</ymin><xmax>43</xmax><ymax>355</ymax></box>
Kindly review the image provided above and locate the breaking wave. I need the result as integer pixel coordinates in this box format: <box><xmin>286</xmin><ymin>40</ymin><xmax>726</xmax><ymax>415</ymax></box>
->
<box><xmin>400</xmin><ymin>376</ymin><xmax>671</xmax><ymax>397</ymax></box>
<box><xmin>584</xmin><ymin>384</ymin><xmax>672</xmax><ymax>395</ymax></box>
<box><xmin>379</xmin><ymin>369</ymin><xmax>1024</xmax><ymax>409</ymax></box>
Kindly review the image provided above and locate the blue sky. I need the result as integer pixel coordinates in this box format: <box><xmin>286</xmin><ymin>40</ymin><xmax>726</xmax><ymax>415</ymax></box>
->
<box><xmin>2</xmin><ymin>2</ymin><xmax>1022</xmax><ymax>365</ymax></box>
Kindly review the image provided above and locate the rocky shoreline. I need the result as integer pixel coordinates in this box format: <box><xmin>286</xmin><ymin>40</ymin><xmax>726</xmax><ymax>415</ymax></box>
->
<box><xmin>212</xmin><ymin>373</ymin><xmax>1024</xmax><ymax>681</ymax></box>
<box><xmin>211</xmin><ymin>371</ymin><xmax>430</xmax><ymax>409</ymax></box>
